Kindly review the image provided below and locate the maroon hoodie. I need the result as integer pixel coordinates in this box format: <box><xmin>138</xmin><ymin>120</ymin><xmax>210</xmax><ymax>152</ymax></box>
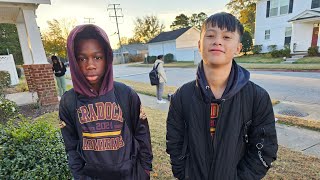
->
<box><xmin>67</xmin><ymin>24</ymin><xmax>114</xmax><ymax>97</ymax></box>
<box><xmin>60</xmin><ymin>24</ymin><xmax>152</xmax><ymax>180</ymax></box>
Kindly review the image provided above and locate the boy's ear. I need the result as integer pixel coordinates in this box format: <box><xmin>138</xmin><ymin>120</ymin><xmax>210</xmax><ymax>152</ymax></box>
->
<box><xmin>236</xmin><ymin>42</ymin><xmax>243</xmax><ymax>54</ymax></box>
<box><xmin>198</xmin><ymin>40</ymin><xmax>201</xmax><ymax>52</ymax></box>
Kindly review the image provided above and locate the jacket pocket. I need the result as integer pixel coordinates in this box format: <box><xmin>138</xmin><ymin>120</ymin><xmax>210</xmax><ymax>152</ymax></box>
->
<box><xmin>83</xmin><ymin>159</ymin><xmax>134</xmax><ymax>179</ymax></box>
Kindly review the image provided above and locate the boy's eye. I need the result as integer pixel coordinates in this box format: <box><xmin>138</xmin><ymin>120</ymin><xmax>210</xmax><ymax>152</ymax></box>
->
<box><xmin>224</xmin><ymin>36</ymin><xmax>231</xmax><ymax>39</ymax></box>
<box><xmin>78</xmin><ymin>57</ymin><xmax>86</xmax><ymax>61</ymax></box>
<box><xmin>206</xmin><ymin>34</ymin><xmax>214</xmax><ymax>38</ymax></box>
<box><xmin>95</xmin><ymin>56</ymin><xmax>103</xmax><ymax>60</ymax></box>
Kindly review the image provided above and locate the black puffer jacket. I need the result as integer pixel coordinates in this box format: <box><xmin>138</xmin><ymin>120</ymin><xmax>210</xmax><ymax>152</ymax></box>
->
<box><xmin>166</xmin><ymin>61</ymin><xmax>278</xmax><ymax>180</ymax></box>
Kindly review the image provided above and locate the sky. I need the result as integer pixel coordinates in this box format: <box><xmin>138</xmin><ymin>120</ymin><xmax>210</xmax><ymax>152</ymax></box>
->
<box><xmin>36</xmin><ymin>0</ymin><xmax>230</xmax><ymax>48</ymax></box>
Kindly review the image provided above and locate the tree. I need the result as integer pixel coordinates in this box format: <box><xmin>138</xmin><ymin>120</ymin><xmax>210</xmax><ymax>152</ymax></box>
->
<box><xmin>0</xmin><ymin>24</ymin><xmax>23</xmax><ymax>65</ymax></box>
<box><xmin>171</xmin><ymin>12</ymin><xmax>207</xmax><ymax>30</ymax></box>
<box><xmin>189</xmin><ymin>12</ymin><xmax>207</xmax><ymax>29</ymax></box>
<box><xmin>226</xmin><ymin>0</ymin><xmax>256</xmax><ymax>36</ymax></box>
<box><xmin>170</xmin><ymin>14</ymin><xmax>189</xmax><ymax>30</ymax></box>
<box><xmin>131</xmin><ymin>15</ymin><xmax>165</xmax><ymax>43</ymax></box>
<box><xmin>41</xmin><ymin>18</ymin><xmax>77</xmax><ymax>59</ymax></box>
<box><xmin>241</xmin><ymin>31</ymin><xmax>253</xmax><ymax>55</ymax></box>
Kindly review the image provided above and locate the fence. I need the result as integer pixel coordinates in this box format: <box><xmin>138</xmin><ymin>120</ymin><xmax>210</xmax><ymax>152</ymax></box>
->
<box><xmin>0</xmin><ymin>54</ymin><xmax>19</xmax><ymax>85</ymax></box>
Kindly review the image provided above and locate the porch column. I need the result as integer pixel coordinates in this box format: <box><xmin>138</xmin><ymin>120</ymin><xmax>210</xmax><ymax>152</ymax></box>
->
<box><xmin>22</xmin><ymin>8</ymin><xmax>47</xmax><ymax>64</ymax></box>
<box><xmin>16</xmin><ymin>22</ymin><xmax>33</xmax><ymax>65</ymax></box>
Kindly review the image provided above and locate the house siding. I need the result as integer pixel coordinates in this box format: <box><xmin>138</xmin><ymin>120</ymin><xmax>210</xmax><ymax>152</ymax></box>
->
<box><xmin>255</xmin><ymin>0</ymin><xmax>320</xmax><ymax>52</ymax></box>
<box><xmin>148</xmin><ymin>40</ymin><xmax>176</xmax><ymax>59</ymax></box>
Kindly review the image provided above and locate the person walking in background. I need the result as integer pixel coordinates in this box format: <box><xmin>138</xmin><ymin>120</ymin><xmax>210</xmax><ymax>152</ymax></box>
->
<box><xmin>59</xmin><ymin>24</ymin><xmax>153</xmax><ymax>180</ymax></box>
<box><xmin>52</xmin><ymin>55</ymin><xmax>67</xmax><ymax>97</ymax></box>
<box><xmin>154</xmin><ymin>55</ymin><xmax>167</xmax><ymax>104</ymax></box>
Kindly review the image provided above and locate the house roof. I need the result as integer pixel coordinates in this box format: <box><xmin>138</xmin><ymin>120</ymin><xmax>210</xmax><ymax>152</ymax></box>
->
<box><xmin>148</xmin><ymin>27</ymin><xmax>191</xmax><ymax>43</ymax></box>
<box><xmin>288</xmin><ymin>10</ymin><xmax>320</xmax><ymax>22</ymax></box>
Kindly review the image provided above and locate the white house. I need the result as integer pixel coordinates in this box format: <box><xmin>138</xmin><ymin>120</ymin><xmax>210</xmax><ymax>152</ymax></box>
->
<box><xmin>148</xmin><ymin>27</ymin><xmax>202</xmax><ymax>63</ymax></box>
<box><xmin>255</xmin><ymin>0</ymin><xmax>320</xmax><ymax>53</ymax></box>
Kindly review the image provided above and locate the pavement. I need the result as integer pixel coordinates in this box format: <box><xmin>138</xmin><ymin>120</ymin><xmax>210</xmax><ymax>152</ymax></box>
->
<box><xmin>5</xmin><ymin>90</ymin><xmax>320</xmax><ymax>158</ymax></box>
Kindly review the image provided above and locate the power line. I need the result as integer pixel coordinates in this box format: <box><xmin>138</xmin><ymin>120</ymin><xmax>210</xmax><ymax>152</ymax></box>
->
<box><xmin>107</xmin><ymin>3</ymin><xmax>125</xmax><ymax>64</ymax></box>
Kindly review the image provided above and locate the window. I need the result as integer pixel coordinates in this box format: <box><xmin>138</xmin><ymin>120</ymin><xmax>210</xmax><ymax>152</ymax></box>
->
<box><xmin>270</xmin><ymin>0</ymin><xmax>279</xmax><ymax>17</ymax></box>
<box><xmin>267</xmin><ymin>0</ymin><xmax>292</xmax><ymax>17</ymax></box>
<box><xmin>280</xmin><ymin>0</ymin><xmax>290</xmax><ymax>15</ymax></box>
<box><xmin>284</xmin><ymin>27</ymin><xmax>292</xmax><ymax>46</ymax></box>
<box><xmin>312</xmin><ymin>0</ymin><xmax>320</xmax><ymax>9</ymax></box>
<box><xmin>265</xmin><ymin>30</ymin><xmax>271</xmax><ymax>40</ymax></box>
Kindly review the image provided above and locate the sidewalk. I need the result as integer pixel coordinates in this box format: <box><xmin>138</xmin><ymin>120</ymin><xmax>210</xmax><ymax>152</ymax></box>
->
<box><xmin>5</xmin><ymin>91</ymin><xmax>320</xmax><ymax>158</ymax></box>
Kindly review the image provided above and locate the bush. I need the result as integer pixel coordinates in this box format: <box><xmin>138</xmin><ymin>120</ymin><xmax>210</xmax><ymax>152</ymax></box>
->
<box><xmin>267</xmin><ymin>45</ymin><xmax>277</xmax><ymax>52</ymax></box>
<box><xmin>0</xmin><ymin>119</ymin><xmax>71</xmax><ymax>179</ymax></box>
<box><xmin>147</xmin><ymin>56</ymin><xmax>157</xmax><ymax>64</ymax></box>
<box><xmin>164</xmin><ymin>53</ymin><xmax>174</xmax><ymax>63</ymax></box>
<box><xmin>252</xmin><ymin>45</ymin><xmax>263</xmax><ymax>54</ymax></box>
<box><xmin>0</xmin><ymin>97</ymin><xmax>18</xmax><ymax>124</ymax></box>
<box><xmin>308</xmin><ymin>46</ymin><xmax>319</xmax><ymax>56</ymax></box>
<box><xmin>270</xmin><ymin>48</ymin><xmax>291</xmax><ymax>58</ymax></box>
<box><xmin>241</xmin><ymin>31</ymin><xmax>253</xmax><ymax>55</ymax></box>
<box><xmin>0</xmin><ymin>71</ymin><xmax>11</xmax><ymax>97</ymax></box>
<box><xmin>128</xmin><ymin>54</ymin><xmax>144</xmax><ymax>63</ymax></box>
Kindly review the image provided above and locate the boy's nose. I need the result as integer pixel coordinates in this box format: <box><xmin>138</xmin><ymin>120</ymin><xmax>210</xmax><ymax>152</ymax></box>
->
<box><xmin>86</xmin><ymin>58</ymin><xmax>96</xmax><ymax>69</ymax></box>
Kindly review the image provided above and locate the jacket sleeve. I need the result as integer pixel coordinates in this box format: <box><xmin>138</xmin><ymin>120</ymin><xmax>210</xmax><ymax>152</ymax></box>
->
<box><xmin>166</xmin><ymin>91</ymin><xmax>186</xmax><ymax>179</ymax></box>
<box><xmin>237</xmin><ymin>89</ymin><xmax>278</xmax><ymax>180</ymax></box>
<box><xmin>59</xmin><ymin>95</ymin><xmax>85</xmax><ymax>179</ymax></box>
<box><xmin>130</xmin><ymin>90</ymin><xmax>153</xmax><ymax>171</ymax></box>
<box><xmin>158</xmin><ymin>63</ymin><xmax>167</xmax><ymax>83</ymax></box>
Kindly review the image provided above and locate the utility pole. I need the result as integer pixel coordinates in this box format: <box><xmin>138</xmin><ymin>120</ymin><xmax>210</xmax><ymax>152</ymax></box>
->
<box><xmin>107</xmin><ymin>4</ymin><xmax>125</xmax><ymax>64</ymax></box>
<box><xmin>84</xmin><ymin>17</ymin><xmax>95</xmax><ymax>24</ymax></box>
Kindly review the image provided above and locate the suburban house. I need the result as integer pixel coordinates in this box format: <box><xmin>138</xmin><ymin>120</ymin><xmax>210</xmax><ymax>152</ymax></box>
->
<box><xmin>147</xmin><ymin>27</ymin><xmax>201</xmax><ymax>63</ymax></box>
<box><xmin>255</xmin><ymin>0</ymin><xmax>320</xmax><ymax>53</ymax></box>
<box><xmin>113</xmin><ymin>43</ymin><xmax>148</xmax><ymax>64</ymax></box>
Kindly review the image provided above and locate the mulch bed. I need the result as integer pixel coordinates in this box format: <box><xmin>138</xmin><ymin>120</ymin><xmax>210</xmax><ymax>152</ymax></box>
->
<box><xmin>18</xmin><ymin>104</ymin><xmax>58</xmax><ymax>119</ymax></box>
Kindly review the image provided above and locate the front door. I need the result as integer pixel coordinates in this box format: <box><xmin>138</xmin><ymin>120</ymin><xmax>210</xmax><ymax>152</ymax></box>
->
<box><xmin>311</xmin><ymin>26</ymin><xmax>319</xmax><ymax>47</ymax></box>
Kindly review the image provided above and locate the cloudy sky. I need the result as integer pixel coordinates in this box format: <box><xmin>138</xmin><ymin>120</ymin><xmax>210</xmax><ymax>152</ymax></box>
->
<box><xmin>36</xmin><ymin>0</ymin><xmax>230</xmax><ymax>48</ymax></box>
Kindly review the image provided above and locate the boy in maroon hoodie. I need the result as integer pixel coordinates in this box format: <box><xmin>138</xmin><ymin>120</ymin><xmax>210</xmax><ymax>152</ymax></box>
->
<box><xmin>59</xmin><ymin>24</ymin><xmax>152</xmax><ymax>180</ymax></box>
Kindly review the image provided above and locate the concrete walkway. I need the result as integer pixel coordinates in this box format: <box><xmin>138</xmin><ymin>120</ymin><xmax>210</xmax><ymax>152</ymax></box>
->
<box><xmin>5</xmin><ymin>91</ymin><xmax>320</xmax><ymax>158</ymax></box>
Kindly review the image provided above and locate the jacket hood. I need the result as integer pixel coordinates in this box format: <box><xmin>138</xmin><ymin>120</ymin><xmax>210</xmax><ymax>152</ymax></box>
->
<box><xmin>67</xmin><ymin>24</ymin><xmax>113</xmax><ymax>97</ymax></box>
<box><xmin>196</xmin><ymin>60</ymin><xmax>250</xmax><ymax>102</ymax></box>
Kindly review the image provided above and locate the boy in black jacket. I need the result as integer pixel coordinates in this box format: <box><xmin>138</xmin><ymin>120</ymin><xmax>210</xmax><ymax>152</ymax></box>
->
<box><xmin>166</xmin><ymin>12</ymin><xmax>278</xmax><ymax>179</ymax></box>
<box><xmin>59</xmin><ymin>24</ymin><xmax>152</xmax><ymax>180</ymax></box>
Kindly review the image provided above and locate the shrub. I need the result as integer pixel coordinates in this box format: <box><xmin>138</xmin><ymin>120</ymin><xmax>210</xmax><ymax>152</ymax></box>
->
<box><xmin>147</xmin><ymin>56</ymin><xmax>157</xmax><ymax>64</ymax></box>
<box><xmin>252</xmin><ymin>45</ymin><xmax>263</xmax><ymax>54</ymax></box>
<box><xmin>241</xmin><ymin>31</ymin><xmax>253</xmax><ymax>55</ymax></box>
<box><xmin>16</xmin><ymin>67</ymin><xmax>22</xmax><ymax>78</ymax></box>
<box><xmin>0</xmin><ymin>71</ymin><xmax>11</xmax><ymax>97</ymax></box>
<box><xmin>267</xmin><ymin>45</ymin><xmax>277</xmax><ymax>52</ymax></box>
<box><xmin>128</xmin><ymin>54</ymin><xmax>144</xmax><ymax>63</ymax></box>
<box><xmin>270</xmin><ymin>48</ymin><xmax>291</xmax><ymax>58</ymax></box>
<box><xmin>164</xmin><ymin>53</ymin><xmax>174</xmax><ymax>63</ymax></box>
<box><xmin>0</xmin><ymin>119</ymin><xmax>71</xmax><ymax>179</ymax></box>
<box><xmin>0</xmin><ymin>97</ymin><xmax>18</xmax><ymax>124</ymax></box>
<box><xmin>308</xmin><ymin>46</ymin><xmax>319</xmax><ymax>56</ymax></box>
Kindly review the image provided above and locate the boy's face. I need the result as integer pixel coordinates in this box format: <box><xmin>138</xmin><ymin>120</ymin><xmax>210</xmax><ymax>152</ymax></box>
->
<box><xmin>76</xmin><ymin>39</ymin><xmax>106</xmax><ymax>89</ymax></box>
<box><xmin>198</xmin><ymin>24</ymin><xmax>242</xmax><ymax>67</ymax></box>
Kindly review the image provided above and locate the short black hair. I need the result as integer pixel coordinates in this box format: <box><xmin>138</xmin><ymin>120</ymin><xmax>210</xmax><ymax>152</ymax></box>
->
<box><xmin>201</xmin><ymin>12</ymin><xmax>244</xmax><ymax>40</ymax></box>
<box><xmin>51</xmin><ymin>55</ymin><xmax>58</xmax><ymax>61</ymax></box>
<box><xmin>157</xmin><ymin>55</ymin><xmax>163</xmax><ymax>59</ymax></box>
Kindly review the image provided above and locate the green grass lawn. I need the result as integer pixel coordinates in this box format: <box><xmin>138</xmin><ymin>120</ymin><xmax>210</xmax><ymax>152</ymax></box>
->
<box><xmin>235</xmin><ymin>54</ymin><xmax>283</xmax><ymax>63</ymax></box>
<box><xmin>293</xmin><ymin>56</ymin><xmax>320</xmax><ymax>64</ymax></box>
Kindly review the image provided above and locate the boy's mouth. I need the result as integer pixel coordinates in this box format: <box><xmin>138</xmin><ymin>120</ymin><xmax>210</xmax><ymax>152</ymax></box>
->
<box><xmin>209</xmin><ymin>48</ymin><xmax>225</xmax><ymax>53</ymax></box>
<box><xmin>86</xmin><ymin>75</ymin><xmax>99</xmax><ymax>82</ymax></box>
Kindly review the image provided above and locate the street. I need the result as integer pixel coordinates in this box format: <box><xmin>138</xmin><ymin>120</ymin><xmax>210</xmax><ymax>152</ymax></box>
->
<box><xmin>112</xmin><ymin>64</ymin><xmax>320</xmax><ymax>105</ymax></box>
